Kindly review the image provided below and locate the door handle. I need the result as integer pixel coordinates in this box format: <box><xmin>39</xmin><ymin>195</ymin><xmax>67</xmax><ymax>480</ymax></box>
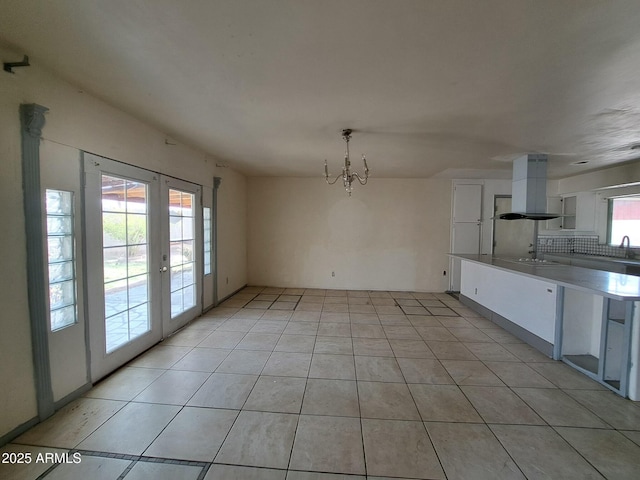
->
<box><xmin>160</xmin><ymin>266</ymin><xmax>168</xmax><ymax>272</ymax></box>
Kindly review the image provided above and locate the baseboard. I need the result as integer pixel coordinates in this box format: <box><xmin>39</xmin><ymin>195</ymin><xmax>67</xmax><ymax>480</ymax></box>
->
<box><xmin>216</xmin><ymin>284</ymin><xmax>248</xmax><ymax>306</ymax></box>
<box><xmin>0</xmin><ymin>381</ymin><xmax>94</xmax><ymax>448</ymax></box>
<box><xmin>53</xmin><ymin>382</ymin><xmax>92</xmax><ymax>410</ymax></box>
<box><xmin>0</xmin><ymin>415</ymin><xmax>39</xmax><ymax>447</ymax></box>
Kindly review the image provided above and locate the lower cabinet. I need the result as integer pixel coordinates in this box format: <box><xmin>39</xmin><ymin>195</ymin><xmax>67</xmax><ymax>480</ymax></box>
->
<box><xmin>460</xmin><ymin>261</ymin><xmax>558</xmax><ymax>343</ymax></box>
<box><xmin>459</xmin><ymin>258</ymin><xmax>640</xmax><ymax>400</ymax></box>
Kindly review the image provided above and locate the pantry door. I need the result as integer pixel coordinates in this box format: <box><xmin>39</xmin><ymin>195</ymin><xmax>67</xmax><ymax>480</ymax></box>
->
<box><xmin>84</xmin><ymin>154</ymin><xmax>203</xmax><ymax>381</ymax></box>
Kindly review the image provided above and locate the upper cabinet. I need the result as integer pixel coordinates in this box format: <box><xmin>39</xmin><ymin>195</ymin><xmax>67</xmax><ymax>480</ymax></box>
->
<box><xmin>546</xmin><ymin>196</ymin><xmax>562</xmax><ymax>230</ymax></box>
<box><xmin>563</xmin><ymin>195</ymin><xmax>577</xmax><ymax>229</ymax></box>
<box><xmin>544</xmin><ymin>192</ymin><xmax>596</xmax><ymax>232</ymax></box>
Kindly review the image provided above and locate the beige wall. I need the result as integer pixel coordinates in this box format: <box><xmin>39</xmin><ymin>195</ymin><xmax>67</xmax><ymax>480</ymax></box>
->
<box><xmin>0</xmin><ymin>47</ymin><xmax>37</xmax><ymax>439</ymax></box>
<box><xmin>0</xmin><ymin>41</ymin><xmax>247</xmax><ymax>439</ymax></box>
<box><xmin>247</xmin><ymin>177</ymin><xmax>452</xmax><ymax>291</ymax></box>
<box><xmin>217</xmin><ymin>168</ymin><xmax>248</xmax><ymax>299</ymax></box>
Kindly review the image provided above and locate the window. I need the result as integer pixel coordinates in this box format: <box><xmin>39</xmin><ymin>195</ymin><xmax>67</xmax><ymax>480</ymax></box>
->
<box><xmin>169</xmin><ymin>189</ymin><xmax>196</xmax><ymax>318</ymax></box>
<box><xmin>203</xmin><ymin>207</ymin><xmax>211</xmax><ymax>275</ymax></box>
<box><xmin>46</xmin><ymin>189</ymin><xmax>78</xmax><ymax>331</ymax></box>
<box><xmin>608</xmin><ymin>196</ymin><xmax>640</xmax><ymax>246</ymax></box>
<box><xmin>101</xmin><ymin>175</ymin><xmax>151</xmax><ymax>352</ymax></box>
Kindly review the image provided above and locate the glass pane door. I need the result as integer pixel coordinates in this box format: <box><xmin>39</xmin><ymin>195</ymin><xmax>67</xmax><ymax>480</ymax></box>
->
<box><xmin>162</xmin><ymin>177</ymin><xmax>202</xmax><ymax>334</ymax></box>
<box><xmin>84</xmin><ymin>154</ymin><xmax>162</xmax><ymax>382</ymax></box>
<box><xmin>102</xmin><ymin>175</ymin><xmax>151</xmax><ymax>352</ymax></box>
<box><xmin>169</xmin><ymin>189</ymin><xmax>196</xmax><ymax>318</ymax></box>
<box><xmin>84</xmin><ymin>156</ymin><xmax>203</xmax><ymax>381</ymax></box>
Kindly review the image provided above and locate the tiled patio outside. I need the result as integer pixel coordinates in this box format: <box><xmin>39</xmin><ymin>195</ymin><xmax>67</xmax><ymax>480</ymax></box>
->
<box><xmin>3</xmin><ymin>287</ymin><xmax>640</xmax><ymax>479</ymax></box>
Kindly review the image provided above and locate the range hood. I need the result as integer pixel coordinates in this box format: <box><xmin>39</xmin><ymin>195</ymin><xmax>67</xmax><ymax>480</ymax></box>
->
<box><xmin>499</xmin><ymin>154</ymin><xmax>560</xmax><ymax>220</ymax></box>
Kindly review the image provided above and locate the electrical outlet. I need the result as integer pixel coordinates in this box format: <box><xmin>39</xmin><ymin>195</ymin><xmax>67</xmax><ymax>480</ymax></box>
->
<box><xmin>331</xmin><ymin>271</ymin><xmax>335</xmax><ymax>277</ymax></box>
<box><xmin>226</xmin><ymin>277</ymin><xmax>229</xmax><ymax>284</ymax></box>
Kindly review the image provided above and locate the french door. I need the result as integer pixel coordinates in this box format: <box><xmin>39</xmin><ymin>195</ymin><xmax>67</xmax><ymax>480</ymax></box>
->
<box><xmin>161</xmin><ymin>177</ymin><xmax>202</xmax><ymax>334</ymax></box>
<box><xmin>84</xmin><ymin>154</ymin><xmax>202</xmax><ymax>381</ymax></box>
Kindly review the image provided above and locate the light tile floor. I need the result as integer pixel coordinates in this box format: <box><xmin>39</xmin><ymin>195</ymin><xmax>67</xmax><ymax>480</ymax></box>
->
<box><xmin>3</xmin><ymin>288</ymin><xmax>640</xmax><ymax>479</ymax></box>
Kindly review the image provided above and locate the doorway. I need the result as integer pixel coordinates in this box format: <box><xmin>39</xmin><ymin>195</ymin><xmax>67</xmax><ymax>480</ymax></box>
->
<box><xmin>84</xmin><ymin>153</ymin><xmax>202</xmax><ymax>381</ymax></box>
<box><xmin>493</xmin><ymin>195</ymin><xmax>533</xmax><ymax>257</ymax></box>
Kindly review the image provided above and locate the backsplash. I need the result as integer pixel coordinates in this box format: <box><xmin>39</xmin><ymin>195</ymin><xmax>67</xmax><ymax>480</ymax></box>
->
<box><xmin>537</xmin><ymin>235</ymin><xmax>636</xmax><ymax>258</ymax></box>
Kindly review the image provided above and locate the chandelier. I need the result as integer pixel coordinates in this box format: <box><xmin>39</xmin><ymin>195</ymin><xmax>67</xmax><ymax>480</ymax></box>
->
<box><xmin>324</xmin><ymin>129</ymin><xmax>369</xmax><ymax>196</ymax></box>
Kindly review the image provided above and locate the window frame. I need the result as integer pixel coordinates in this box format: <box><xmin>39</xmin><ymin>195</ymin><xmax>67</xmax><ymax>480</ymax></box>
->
<box><xmin>607</xmin><ymin>195</ymin><xmax>640</xmax><ymax>247</ymax></box>
<box><xmin>45</xmin><ymin>188</ymin><xmax>78</xmax><ymax>332</ymax></box>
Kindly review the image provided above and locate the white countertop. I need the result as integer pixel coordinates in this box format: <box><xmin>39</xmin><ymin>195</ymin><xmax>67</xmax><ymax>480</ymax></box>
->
<box><xmin>451</xmin><ymin>254</ymin><xmax>640</xmax><ymax>301</ymax></box>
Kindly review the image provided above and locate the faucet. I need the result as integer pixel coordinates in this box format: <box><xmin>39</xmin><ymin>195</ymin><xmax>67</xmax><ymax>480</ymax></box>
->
<box><xmin>619</xmin><ymin>235</ymin><xmax>633</xmax><ymax>259</ymax></box>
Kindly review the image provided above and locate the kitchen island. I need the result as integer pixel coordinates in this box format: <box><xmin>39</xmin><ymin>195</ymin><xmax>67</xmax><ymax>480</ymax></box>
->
<box><xmin>452</xmin><ymin>254</ymin><xmax>640</xmax><ymax>400</ymax></box>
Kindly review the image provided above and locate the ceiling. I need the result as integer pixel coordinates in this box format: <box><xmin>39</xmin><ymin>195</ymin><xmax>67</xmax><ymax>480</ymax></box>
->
<box><xmin>2</xmin><ymin>0</ymin><xmax>640</xmax><ymax>179</ymax></box>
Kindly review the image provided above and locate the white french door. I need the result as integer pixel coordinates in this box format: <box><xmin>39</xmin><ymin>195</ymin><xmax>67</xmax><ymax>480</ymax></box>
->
<box><xmin>84</xmin><ymin>154</ymin><xmax>202</xmax><ymax>381</ymax></box>
<box><xmin>161</xmin><ymin>177</ymin><xmax>202</xmax><ymax>334</ymax></box>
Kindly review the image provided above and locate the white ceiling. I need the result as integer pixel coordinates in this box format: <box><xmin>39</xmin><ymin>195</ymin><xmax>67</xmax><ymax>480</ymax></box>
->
<box><xmin>2</xmin><ymin>0</ymin><xmax>640</xmax><ymax>179</ymax></box>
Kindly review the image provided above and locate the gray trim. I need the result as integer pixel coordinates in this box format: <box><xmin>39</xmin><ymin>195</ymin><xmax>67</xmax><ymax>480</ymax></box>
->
<box><xmin>80</xmin><ymin>153</ymin><xmax>93</xmax><ymax>397</ymax></box>
<box><xmin>620</xmin><ymin>301</ymin><xmax>634</xmax><ymax>396</ymax></box>
<box><xmin>0</xmin><ymin>415</ymin><xmax>39</xmax><ymax>446</ymax></box>
<box><xmin>553</xmin><ymin>286</ymin><xmax>564</xmax><ymax>360</ymax></box>
<box><xmin>459</xmin><ymin>294</ymin><xmax>493</xmax><ymax>320</ymax></box>
<box><xmin>598</xmin><ymin>299</ymin><xmax>608</xmax><ymax>381</ymax></box>
<box><xmin>217</xmin><ymin>283</ymin><xmax>248</xmax><ymax>305</ymax></box>
<box><xmin>459</xmin><ymin>294</ymin><xmax>554</xmax><ymax>357</ymax></box>
<box><xmin>20</xmin><ymin>103</ymin><xmax>55</xmax><ymax>420</ymax></box>
<box><xmin>202</xmin><ymin>303</ymin><xmax>216</xmax><ymax>315</ymax></box>
<box><xmin>212</xmin><ymin>176</ymin><xmax>222</xmax><ymax>306</ymax></box>
<box><xmin>53</xmin><ymin>382</ymin><xmax>92</xmax><ymax>411</ymax></box>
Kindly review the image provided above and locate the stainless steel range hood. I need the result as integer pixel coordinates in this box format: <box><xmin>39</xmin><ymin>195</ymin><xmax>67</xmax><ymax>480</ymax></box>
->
<box><xmin>498</xmin><ymin>154</ymin><xmax>560</xmax><ymax>220</ymax></box>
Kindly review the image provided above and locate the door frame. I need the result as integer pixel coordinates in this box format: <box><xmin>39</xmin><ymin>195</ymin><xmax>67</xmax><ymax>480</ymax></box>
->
<box><xmin>492</xmin><ymin>194</ymin><xmax>511</xmax><ymax>255</ymax></box>
<box><xmin>83</xmin><ymin>153</ymin><xmax>163</xmax><ymax>381</ymax></box>
<box><xmin>160</xmin><ymin>175</ymin><xmax>203</xmax><ymax>336</ymax></box>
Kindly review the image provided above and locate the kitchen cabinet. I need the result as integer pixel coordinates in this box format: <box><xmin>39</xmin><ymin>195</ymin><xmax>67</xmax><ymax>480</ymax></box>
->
<box><xmin>543</xmin><ymin>192</ymin><xmax>596</xmax><ymax>232</ymax></box>
<box><xmin>455</xmin><ymin>253</ymin><xmax>640</xmax><ymax>399</ymax></box>
<box><xmin>563</xmin><ymin>195</ymin><xmax>577</xmax><ymax>229</ymax></box>
<box><xmin>546</xmin><ymin>196</ymin><xmax>562</xmax><ymax>230</ymax></box>
<box><xmin>460</xmin><ymin>260</ymin><xmax>557</xmax><ymax>344</ymax></box>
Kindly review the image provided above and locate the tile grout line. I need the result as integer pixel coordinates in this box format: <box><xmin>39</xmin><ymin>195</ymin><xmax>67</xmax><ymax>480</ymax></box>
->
<box><xmin>395</xmin><ymin>291</ymin><xmax>451</xmax><ymax>479</ymax></box>
<box><xmin>454</xmin><ymin>339</ymin><xmax>621</xmax><ymax>478</ymax></box>
<box><xmin>18</xmin><ymin>286</ymin><xmax>640</xmax><ymax>479</ymax></box>
<box><xmin>547</xmin><ymin>424</ymin><xmax>615</xmax><ymax>479</ymax></box>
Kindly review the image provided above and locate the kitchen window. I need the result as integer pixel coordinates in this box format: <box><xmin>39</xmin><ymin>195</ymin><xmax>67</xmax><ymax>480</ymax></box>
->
<box><xmin>608</xmin><ymin>196</ymin><xmax>640</xmax><ymax>247</ymax></box>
